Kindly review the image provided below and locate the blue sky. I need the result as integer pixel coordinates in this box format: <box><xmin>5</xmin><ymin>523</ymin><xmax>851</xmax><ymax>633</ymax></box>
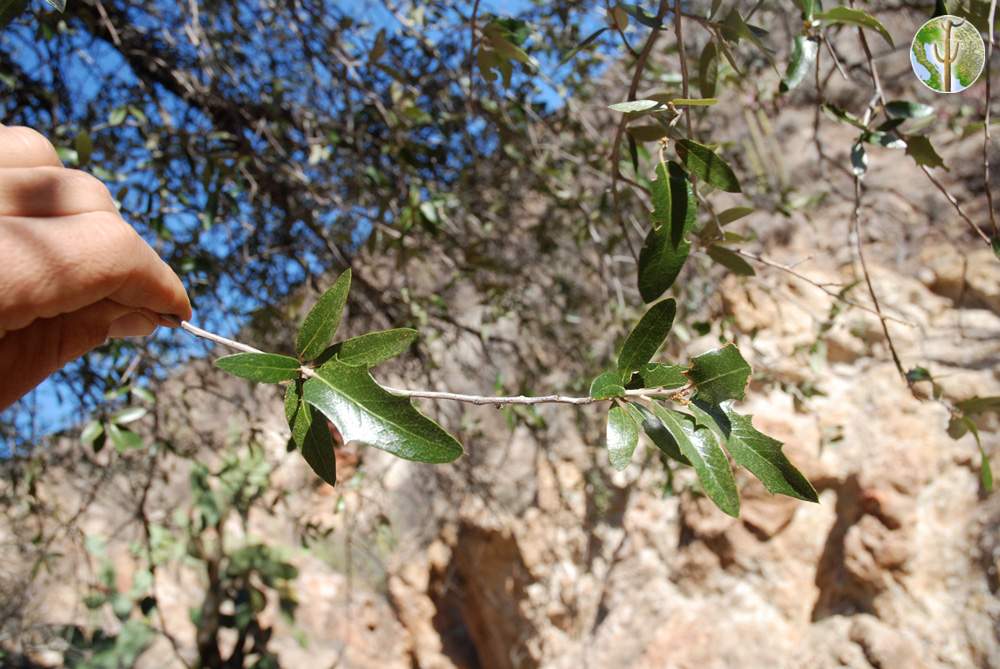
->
<box><xmin>0</xmin><ymin>0</ymin><xmax>612</xmax><ymax>450</ymax></box>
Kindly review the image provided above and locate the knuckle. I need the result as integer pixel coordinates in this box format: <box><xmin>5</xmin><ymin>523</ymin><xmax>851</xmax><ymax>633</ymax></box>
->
<box><xmin>64</xmin><ymin>169</ymin><xmax>115</xmax><ymax>209</ymax></box>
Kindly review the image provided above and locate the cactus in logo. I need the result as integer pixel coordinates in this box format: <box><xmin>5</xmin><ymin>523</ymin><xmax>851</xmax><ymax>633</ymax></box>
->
<box><xmin>931</xmin><ymin>17</ymin><xmax>963</xmax><ymax>92</ymax></box>
<box><xmin>910</xmin><ymin>15</ymin><xmax>985</xmax><ymax>93</ymax></box>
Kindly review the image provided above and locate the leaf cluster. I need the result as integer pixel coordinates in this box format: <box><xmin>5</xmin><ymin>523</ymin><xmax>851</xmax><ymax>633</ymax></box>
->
<box><xmin>215</xmin><ymin>270</ymin><xmax>461</xmax><ymax>487</ymax></box>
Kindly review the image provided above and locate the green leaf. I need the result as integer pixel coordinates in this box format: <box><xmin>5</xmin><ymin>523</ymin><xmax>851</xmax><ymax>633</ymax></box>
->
<box><xmin>638</xmin><ymin>163</ymin><xmax>696</xmax><ymax>302</ymax></box>
<box><xmin>851</xmin><ymin>141</ymin><xmax>868</xmax><ymax>177</ymax></box>
<box><xmin>948</xmin><ymin>415</ymin><xmax>993</xmax><ymax>492</ymax></box>
<box><xmin>981</xmin><ymin>447</ymin><xmax>994</xmax><ymax>492</ymax></box>
<box><xmin>955</xmin><ymin>396</ymin><xmax>1000</xmax><ymax>415</ymax></box>
<box><xmin>75</xmin><ymin>131</ymin><xmax>93</xmax><ymax>167</ymax></box>
<box><xmin>648</xmin><ymin>404</ymin><xmax>740</xmax><ymax>516</ymax></box>
<box><xmin>107</xmin><ymin>423</ymin><xmax>143</xmax><ymax>452</ymax></box>
<box><xmin>688</xmin><ymin>343</ymin><xmax>751</xmax><ymax>404</ymax></box>
<box><xmin>590</xmin><ymin>370</ymin><xmax>626</xmax><ymax>399</ymax></box>
<box><xmin>822</xmin><ymin>103</ymin><xmax>868</xmax><ymax>130</ymax></box>
<box><xmin>606</xmin><ymin>405</ymin><xmax>640</xmax><ymax>470</ymax></box>
<box><xmin>780</xmin><ymin>35</ymin><xmax>818</xmax><ymax>93</ymax></box>
<box><xmin>906</xmin><ymin>366</ymin><xmax>933</xmax><ymax>383</ymax></box>
<box><xmin>717</xmin><ymin>206</ymin><xmax>754</xmax><ymax>225</ymax></box>
<box><xmin>622</xmin><ymin>3</ymin><xmax>663</xmax><ymax>28</ymax></box>
<box><xmin>817</xmin><ymin>7</ymin><xmax>894</xmax><ymax>46</ymax></box>
<box><xmin>284</xmin><ymin>382</ymin><xmax>337</xmax><ymax>486</ymax></box>
<box><xmin>707</xmin><ymin>245</ymin><xmax>755</xmax><ymax>276</ymax></box>
<box><xmin>904</xmin><ymin>135</ymin><xmax>946</xmax><ymax>169</ymax></box>
<box><xmin>698</xmin><ymin>41</ymin><xmax>719</xmax><ymax>99</ymax></box>
<box><xmin>636</xmin><ymin>404</ymin><xmax>691</xmax><ymax>465</ymax></box>
<box><xmin>650</xmin><ymin>159</ymin><xmax>672</xmax><ymax>230</ymax></box>
<box><xmin>111</xmin><ymin>406</ymin><xmax>148</xmax><ymax>425</ymax></box>
<box><xmin>215</xmin><ymin>353</ymin><xmax>300</xmax><ymax>383</ymax></box>
<box><xmin>302</xmin><ymin>359</ymin><xmax>462</xmax><ymax>463</ymax></box>
<box><xmin>560</xmin><ymin>26</ymin><xmax>608</xmax><ymax>64</ymax></box>
<box><xmin>670</xmin><ymin>98</ymin><xmax>718</xmax><ymax>106</ymax></box>
<box><xmin>296</xmin><ymin>269</ymin><xmax>352</xmax><ymax>360</ymax></box>
<box><xmin>627</xmin><ymin>124</ymin><xmax>670</xmax><ymax>142</ymax></box>
<box><xmin>676</xmin><ymin>139</ymin><xmax>741</xmax><ymax>193</ymax></box>
<box><xmin>608</xmin><ymin>99</ymin><xmax>662</xmax><ymax>113</ymax></box>
<box><xmin>0</xmin><ymin>0</ymin><xmax>28</xmax><ymax>28</ymax></box>
<box><xmin>992</xmin><ymin>237</ymin><xmax>1000</xmax><ymax>260</ymax></box>
<box><xmin>885</xmin><ymin>100</ymin><xmax>934</xmax><ymax>119</ymax></box>
<box><xmin>329</xmin><ymin>328</ymin><xmax>418</xmax><ymax>367</ymax></box>
<box><xmin>81</xmin><ymin>420</ymin><xmax>104</xmax><ymax>446</ymax></box>
<box><xmin>108</xmin><ymin>107</ymin><xmax>128</xmax><ymax>126</ymax></box>
<box><xmin>637</xmin><ymin>362</ymin><xmax>687</xmax><ymax>389</ymax></box>
<box><xmin>618</xmin><ymin>299</ymin><xmax>677</xmax><ymax>374</ymax></box>
<box><xmin>720</xmin><ymin>405</ymin><xmax>819</xmax><ymax>502</ymax></box>
<box><xmin>796</xmin><ymin>0</ymin><xmax>816</xmax><ymax>20</ymax></box>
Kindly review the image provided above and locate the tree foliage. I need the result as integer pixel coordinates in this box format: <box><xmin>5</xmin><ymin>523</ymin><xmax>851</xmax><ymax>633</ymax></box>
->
<box><xmin>1</xmin><ymin>0</ymin><xmax>997</xmax><ymax>664</ymax></box>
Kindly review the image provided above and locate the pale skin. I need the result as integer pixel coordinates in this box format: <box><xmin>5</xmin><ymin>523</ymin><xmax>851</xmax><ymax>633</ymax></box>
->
<box><xmin>0</xmin><ymin>124</ymin><xmax>191</xmax><ymax>410</ymax></box>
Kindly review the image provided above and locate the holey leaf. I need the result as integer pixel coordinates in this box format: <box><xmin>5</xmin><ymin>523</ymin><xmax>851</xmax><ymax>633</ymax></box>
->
<box><xmin>638</xmin><ymin>162</ymin><xmax>696</xmax><ymax>303</ymax></box>
<box><xmin>721</xmin><ymin>405</ymin><xmax>818</xmax><ymax>502</ymax></box>
<box><xmin>688</xmin><ymin>344</ymin><xmax>752</xmax><ymax>404</ymax></box>
<box><xmin>296</xmin><ymin>269</ymin><xmax>352</xmax><ymax>361</ymax></box>
<box><xmin>676</xmin><ymin>140</ymin><xmax>741</xmax><ymax>193</ymax></box>
<box><xmin>215</xmin><ymin>353</ymin><xmax>301</xmax><ymax>383</ymax></box>
<box><xmin>285</xmin><ymin>382</ymin><xmax>337</xmax><ymax>486</ymax></box>
<box><xmin>606</xmin><ymin>405</ymin><xmax>639</xmax><ymax>470</ymax></box>
<box><xmin>649</xmin><ymin>404</ymin><xmax>740</xmax><ymax>516</ymax></box>
<box><xmin>617</xmin><ymin>299</ymin><xmax>677</xmax><ymax>374</ymax></box>
<box><xmin>302</xmin><ymin>359</ymin><xmax>462</xmax><ymax>463</ymax></box>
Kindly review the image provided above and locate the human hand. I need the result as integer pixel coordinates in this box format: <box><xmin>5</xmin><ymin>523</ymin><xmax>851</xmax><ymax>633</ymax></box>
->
<box><xmin>0</xmin><ymin>124</ymin><xmax>191</xmax><ymax>410</ymax></box>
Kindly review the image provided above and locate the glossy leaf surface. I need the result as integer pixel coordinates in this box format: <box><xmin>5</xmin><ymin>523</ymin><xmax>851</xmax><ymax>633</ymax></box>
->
<box><xmin>721</xmin><ymin>405</ymin><xmax>819</xmax><ymax>502</ymax></box>
<box><xmin>617</xmin><ymin>299</ymin><xmax>677</xmax><ymax>374</ymax></box>
<box><xmin>303</xmin><ymin>360</ymin><xmax>462</xmax><ymax>463</ymax></box>
<box><xmin>676</xmin><ymin>140</ymin><xmax>741</xmax><ymax>193</ymax></box>
<box><xmin>331</xmin><ymin>328</ymin><xmax>418</xmax><ymax>367</ymax></box>
<box><xmin>817</xmin><ymin>7</ymin><xmax>894</xmax><ymax>46</ymax></box>
<box><xmin>638</xmin><ymin>163</ymin><xmax>696</xmax><ymax>302</ymax></box>
<box><xmin>284</xmin><ymin>382</ymin><xmax>337</xmax><ymax>486</ymax></box>
<box><xmin>215</xmin><ymin>353</ymin><xmax>301</xmax><ymax>383</ymax></box>
<box><xmin>296</xmin><ymin>269</ymin><xmax>352</xmax><ymax>360</ymax></box>
<box><xmin>649</xmin><ymin>404</ymin><xmax>739</xmax><ymax>516</ymax></box>
<box><xmin>606</xmin><ymin>405</ymin><xmax>639</xmax><ymax>470</ymax></box>
<box><xmin>688</xmin><ymin>344</ymin><xmax>751</xmax><ymax>404</ymax></box>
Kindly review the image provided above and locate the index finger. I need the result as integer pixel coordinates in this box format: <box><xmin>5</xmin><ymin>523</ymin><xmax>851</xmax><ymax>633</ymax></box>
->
<box><xmin>0</xmin><ymin>211</ymin><xmax>192</xmax><ymax>331</ymax></box>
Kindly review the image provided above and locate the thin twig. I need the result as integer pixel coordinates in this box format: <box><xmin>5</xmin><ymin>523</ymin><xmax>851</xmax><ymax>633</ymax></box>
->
<box><xmin>984</xmin><ymin>0</ymin><xmax>998</xmax><ymax>236</ymax></box>
<box><xmin>172</xmin><ymin>318</ymin><xmax>691</xmax><ymax>407</ymax></box>
<box><xmin>467</xmin><ymin>0</ymin><xmax>481</xmax><ymax>92</ymax></box>
<box><xmin>921</xmin><ymin>165</ymin><xmax>992</xmax><ymax>244</ymax></box>
<box><xmin>674</xmin><ymin>0</ymin><xmax>691</xmax><ymax>137</ymax></box>
<box><xmin>178</xmin><ymin>320</ymin><xmax>264</xmax><ymax>354</ymax></box>
<box><xmin>379</xmin><ymin>386</ymin><xmax>685</xmax><ymax>406</ymax></box>
<box><xmin>609</xmin><ymin>0</ymin><xmax>671</xmax><ymax>262</ymax></box>
<box><xmin>733</xmin><ymin>249</ymin><xmax>914</xmax><ymax>326</ymax></box>
<box><xmin>849</xmin><ymin>19</ymin><xmax>908</xmax><ymax>380</ymax></box>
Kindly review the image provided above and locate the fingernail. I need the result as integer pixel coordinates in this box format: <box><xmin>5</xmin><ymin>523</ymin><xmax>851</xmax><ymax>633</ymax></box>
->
<box><xmin>108</xmin><ymin>312</ymin><xmax>158</xmax><ymax>338</ymax></box>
